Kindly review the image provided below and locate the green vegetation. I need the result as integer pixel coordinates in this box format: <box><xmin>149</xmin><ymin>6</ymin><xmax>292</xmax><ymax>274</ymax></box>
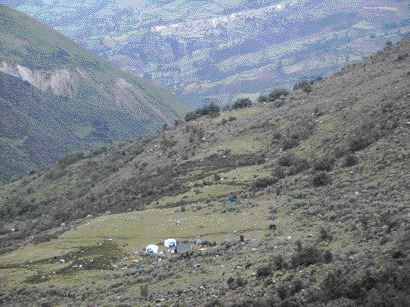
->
<box><xmin>0</xmin><ymin>34</ymin><xmax>409</xmax><ymax>306</ymax></box>
<box><xmin>231</xmin><ymin>98</ymin><xmax>252</xmax><ymax>109</ymax></box>
<box><xmin>185</xmin><ymin>103</ymin><xmax>220</xmax><ymax>121</ymax></box>
<box><xmin>0</xmin><ymin>5</ymin><xmax>191</xmax><ymax>184</ymax></box>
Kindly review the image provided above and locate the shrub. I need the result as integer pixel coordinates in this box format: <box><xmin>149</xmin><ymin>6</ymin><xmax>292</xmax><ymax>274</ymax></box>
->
<box><xmin>278</xmin><ymin>153</ymin><xmax>296</xmax><ymax>167</ymax></box>
<box><xmin>289</xmin><ymin>158</ymin><xmax>311</xmax><ymax>175</ymax></box>
<box><xmin>348</xmin><ymin>122</ymin><xmax>381</xmax><ymax>152</ymax></box>
<box><xmin>293</xmin><ymin>80</ymin><xmax>312</xmax><ymax>93</ymax></box>
<box><xmin>45</xmin><ymin>167</ymin><xmax>66</xmax><ymax>180</ymax></box>
<box><xmin>273</xmin><ymin>99</ymin><xmax>286</xmax><ymax>108</ymax></box>
<box><xmin>205</xmin><ymin>299</ymin><xmax>224</xmax><ymax>307</ymax></box>
<box><xmin>227</xmin><ymin>276</ymin><xmax>247</xmax><ymax>289</ymax></box>
<box><xmin>252</xmin><ymin>177</ymin><xmax>276</xmax><ymax>190</ymax></box>
<box><xmin>278</xmin><ymin>154</ymin><xmax>310</xmax><ymax>175</ymax></box>
<box><xmin>281</xmin><ymin>135</ymin><xmax>300</xmax><ymax>150</ymax></box>
<box><xmin>313</xmin><ymin>155</ymin><xmax>335</xmax><ymax>171</ymax></box>
<box><xmin>273</xmin><ymin>255</ymin><xmax>286</xmax><ymax>271</ymax></box>
<box><xmin>184</xmin><ymin>111</ymin><xmax>201</xmax><ymax>121</ymax></box>
<box><xmin>291</xmin><ymin>242</ymin><xmax>322</xmax><ymax>267</ymax></box>
<box><xmin>257</xmin><ymin>95</ymin><xmax>269</xmax><ymax>103</ymax></box>
<box><xmin>256</xmin><ymin>265</ymin><xmax>272</xmax><ymax>278</ymax></box>
<box><xmin>227</xmin><ymin>277</ymin><xmax>236</xmax><ymax>290</ymax></box>
<box><xmin>312</xmin><ymin>172</ymin><xmax>332</xmax><ymax>187</ymax></box>
<box><xmin>323</xmin><ymin>250</ymin><xmax>333</xmax><ymax>263</ymax></box>
<box><xmin>232</xmin><ymin>98</ymin><xmax>252</xmax><ymax>109</ymax></box>
<box><xmin>57</xmin><ymin>152</ymin><xmax>85</xmax><ymax>168</ymax></box>
<box><xmin>185</xmin><ymin>103</ymin><xmax>220</xmax><ymax>121</ymax></box>
<box><xmin>235</xmin><ymin>277</ymin><xmax>247</xmax><ymax>287</ymax></box>
<box><xmin>272</xmin><ymin>166</ymin><xmax>285</xmax><ymax>180</ymax></box>
<box><xmin>268</xmin><ymin>88</ymin><xmax>290</xmax><ymax>101</ymax></box>
<box><xmin>319</xmin><ymin>226</ymin><xmax>333</xmax><ymax>241</ymax></box>
<box><xmin>343</xmin><ymin>153</ymin><xmax>358</xmax><ymax>167</ymax></box>
<box><xmin>396</xmin><ymin>53</ymin><xmax>409</xmax><ymax>61</ymax></box>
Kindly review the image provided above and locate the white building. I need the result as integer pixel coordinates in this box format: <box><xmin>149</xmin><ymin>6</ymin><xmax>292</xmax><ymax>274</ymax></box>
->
<box><xmin>145</xmin><ymin>244</ymin><xmax>159</xmax><ymax>255</ymax></box>
<box><xmin>164</xmin><ymin>239</ymin><xmax>177</xmax><ymax>249</ymax></box>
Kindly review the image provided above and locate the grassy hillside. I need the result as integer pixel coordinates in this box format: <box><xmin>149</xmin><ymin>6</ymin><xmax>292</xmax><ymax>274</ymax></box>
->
<box><xmin>0</xmin><ymin>39</ymin><xmax>409</xmax><ymax>305</ymax></box>
<box><xmin>0</xmin><ymin>5</ymin><xmax>191</xmax><ymax>183</ymax></box>
<box><xmin>6</xmin><ymin>0</ymin><xmax>410</xmax><ymax>103</ymax></box>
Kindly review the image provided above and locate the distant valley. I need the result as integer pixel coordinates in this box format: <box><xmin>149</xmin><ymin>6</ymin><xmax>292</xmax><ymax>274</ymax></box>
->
<box><xmin>4</xmin><ymin>0</ymin><xmax>410</xmax><ymax>103</ymax></box>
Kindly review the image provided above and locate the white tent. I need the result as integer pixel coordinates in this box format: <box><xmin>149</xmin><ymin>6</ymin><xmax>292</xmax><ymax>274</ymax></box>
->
<box><xmin>145</xmin><ymin>244</ymin><xmax>159</xmax><ymax>255</ymax></box>
<box><xmin>164</xmin><ymin>238</ymin><xmax>177</xmax><ymax>249</ymax></box>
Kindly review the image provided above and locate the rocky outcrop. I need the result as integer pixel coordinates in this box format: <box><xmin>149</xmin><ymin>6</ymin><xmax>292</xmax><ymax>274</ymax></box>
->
<box><xmin>0</xmin><ymin>62</ymin><xmax>78</xmax><ymax>97</ymax></box>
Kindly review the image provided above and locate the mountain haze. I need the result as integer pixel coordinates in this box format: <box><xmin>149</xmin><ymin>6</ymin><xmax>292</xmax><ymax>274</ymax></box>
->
<box><xmin>0</xmin><ymin>37</ymin><xmax>409</xmax><ymax>305</ymax></box>
<box><xmin>5</xmin><ymin>0</ymin><xmax>410</xmax><ymax>103</ymax></box>
<box><xmin>0</xmin><ymin>5</ymin><xmax>190</xmax><ymax>183</ymax></box>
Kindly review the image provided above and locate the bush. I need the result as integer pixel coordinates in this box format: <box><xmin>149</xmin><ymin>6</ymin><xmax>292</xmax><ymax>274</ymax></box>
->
<box><xmin>235</xmin><ymin>277</ymin><xmax>247</xmax><ymax>287</ymax></box>
<box><xmin>320</xmin><ymin>262</ymin><xmax>410</xmax><ymax>303</ymax></box>
<box><xmin>292</xmin><ymin>241</ymin><xmax>320</xmax><ymax>267</ymax></box>
<box><xmin>348</xmin><ymin>122</ymin><xmax>381</xmax><ymax>152</ymax></box>
<box><xmin>57</xmin><ymin>152</ymin><xmax>85</xmax><ymax>168</ymax></box>
<box><xmin>293</xmin><ymin>80</ymin><xmax>312</xmax><ymax>93</ymax></box>
<box><xmin>323</xmin><ymin>250</ymin><xmax>333</xmax><ymax>263</ymax></box>
<box><xmin>252</xmin><ymin>177</ymin><xmax>276</xmax><ymax>190</ymax></box>
<box><xmin>268</xmin><ymin>88</ymin><xmax>290</xmax><ymax>101</ymax></box>
<box><xmin>278</xmin><ymin>154</ymin><xmax>310</xmax><ymax>175</ymax></box>
<box><xmin>289</xmin><ymin>158</ymin><xmax>311</xmax><ymax>175</ymax></box>
<box><xmin>278</xmin><ymin>153</ymin><xmax>296</xmax><ymax>167</ymax></box>
<box><xmin>313</xmin><ymin>155</ymin><xmax>335</xmax><ymax>171</ymax></box>
<box><xmin>272</xmin><ymin>166</ymin><xmax>286</xmax><ymax>180</ymax></box>
<box><xmin>281</xmin><ymin>135</ymin><xmax>300</xmax><ymax>150</ymax></box>
<box><xmin>396</xmin><ymin>53</ymin><xmax>409</xmax><ymax>61</ymax></box>
<box><xmin>227</xmin><ymin>277</ymin><xmax>236</xmax><ymax>290</ymax></box>
<box><xmin>343</xmin><ymin>153</ymin><xmax>358</xmax><ymax>167</ymax></box>
<box><xmin>312</xmin><ymin>172</ymin><xmax>332</xmax><ymax>187</ymax></box>
<box><xmin>273</xmin><ymin>255</ymin><xmax>286</xmax><ymax>271</ymax></box>
<box><xmin>256</xmin><ymin>265</ymin><xmax>272</xmax><ymax>278</ymax></box>
<box><xmin>227</xmin><ymin>276</ymin><xmax>247</xmax><ymax>289</ymax></box>
<box><xmin>184</xmin><ymin>111</ymin><xmax>201</xmax><ymax>122</ymax></box>
<box><xmin>185</xmin><ymin>103</ymin><xmax>220</xmax><ymax>121</ymax></box>
<box><xmin>232</xmin><ymin>98</ymin><xmax>252</xmax><ymax>109</ymax></box>
<box><xmin>205</xmin><ymin>299</ymin><xmax>224</xmax><ymax>307</ymax></box>
<box><xmin>257</xmin><ymin>95</ymin><xmax>269</xmax><ymax>103</ymax></box>
<box><xmin>319</xmin><ymin>226</ymin><xmax>333</xmax><ymax>241</ymax></box>
<box><xmin>291</xmin><ymin>241</ymin><xmax>332</xmax><ymax>267</ymax></box>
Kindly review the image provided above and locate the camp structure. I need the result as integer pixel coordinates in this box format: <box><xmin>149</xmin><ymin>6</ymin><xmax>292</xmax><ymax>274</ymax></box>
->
<box><xmin>145</xmin><ymin>244</ymin><xmax>159</xmax><ymax>255</ymax></box>
<box><xmin>164</xmin><ymin>239</ymin><xmax>177</xmax><ymax>249</ymax></box>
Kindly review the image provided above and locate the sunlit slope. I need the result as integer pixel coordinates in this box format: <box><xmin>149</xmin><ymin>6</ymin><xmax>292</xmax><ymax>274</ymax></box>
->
<box><xmin>0</xmin><ymin>39</ymin><xmax>409</xmax><ymax>306</ymax></box>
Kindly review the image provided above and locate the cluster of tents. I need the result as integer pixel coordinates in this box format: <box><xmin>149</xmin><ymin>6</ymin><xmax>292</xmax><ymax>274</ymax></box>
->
<box><xmin>145</xmin><ymin>238</ymin><xmax>177</xmax><ymax>255</ymax></box>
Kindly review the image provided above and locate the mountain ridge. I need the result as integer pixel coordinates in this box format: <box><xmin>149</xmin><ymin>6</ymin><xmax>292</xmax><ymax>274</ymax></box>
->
<box><xmin>5</xmin><ymin>0</ymin><xmax>410</xmax><ymax>103</ymax></box>
<box><xmin>0</xmin><ymin>5</ymin><xmax>191</xmax><ymax>183</ymax></box>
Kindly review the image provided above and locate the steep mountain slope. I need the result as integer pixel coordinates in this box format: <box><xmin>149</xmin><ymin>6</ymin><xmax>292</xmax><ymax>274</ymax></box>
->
<box><xmin>0</xmin><ymin>39</ymin><xmax>409</xmax><ymax>305</ymax></box>
<box><xmin>5</xmin><ymin>0</ymin><xmax>410</xmax><ymax>103</ymax></box>
<box><xmin>0</xmin><ymin>5</ymin><xmax>190</xmax><ymax>184</ymax></box>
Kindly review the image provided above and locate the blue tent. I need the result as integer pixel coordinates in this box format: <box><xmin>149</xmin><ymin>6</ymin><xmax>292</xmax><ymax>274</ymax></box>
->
<box><xmin>227</xmin><ymin>195</ymin><xmax>236</xmax><ymax>205</ymax></box>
